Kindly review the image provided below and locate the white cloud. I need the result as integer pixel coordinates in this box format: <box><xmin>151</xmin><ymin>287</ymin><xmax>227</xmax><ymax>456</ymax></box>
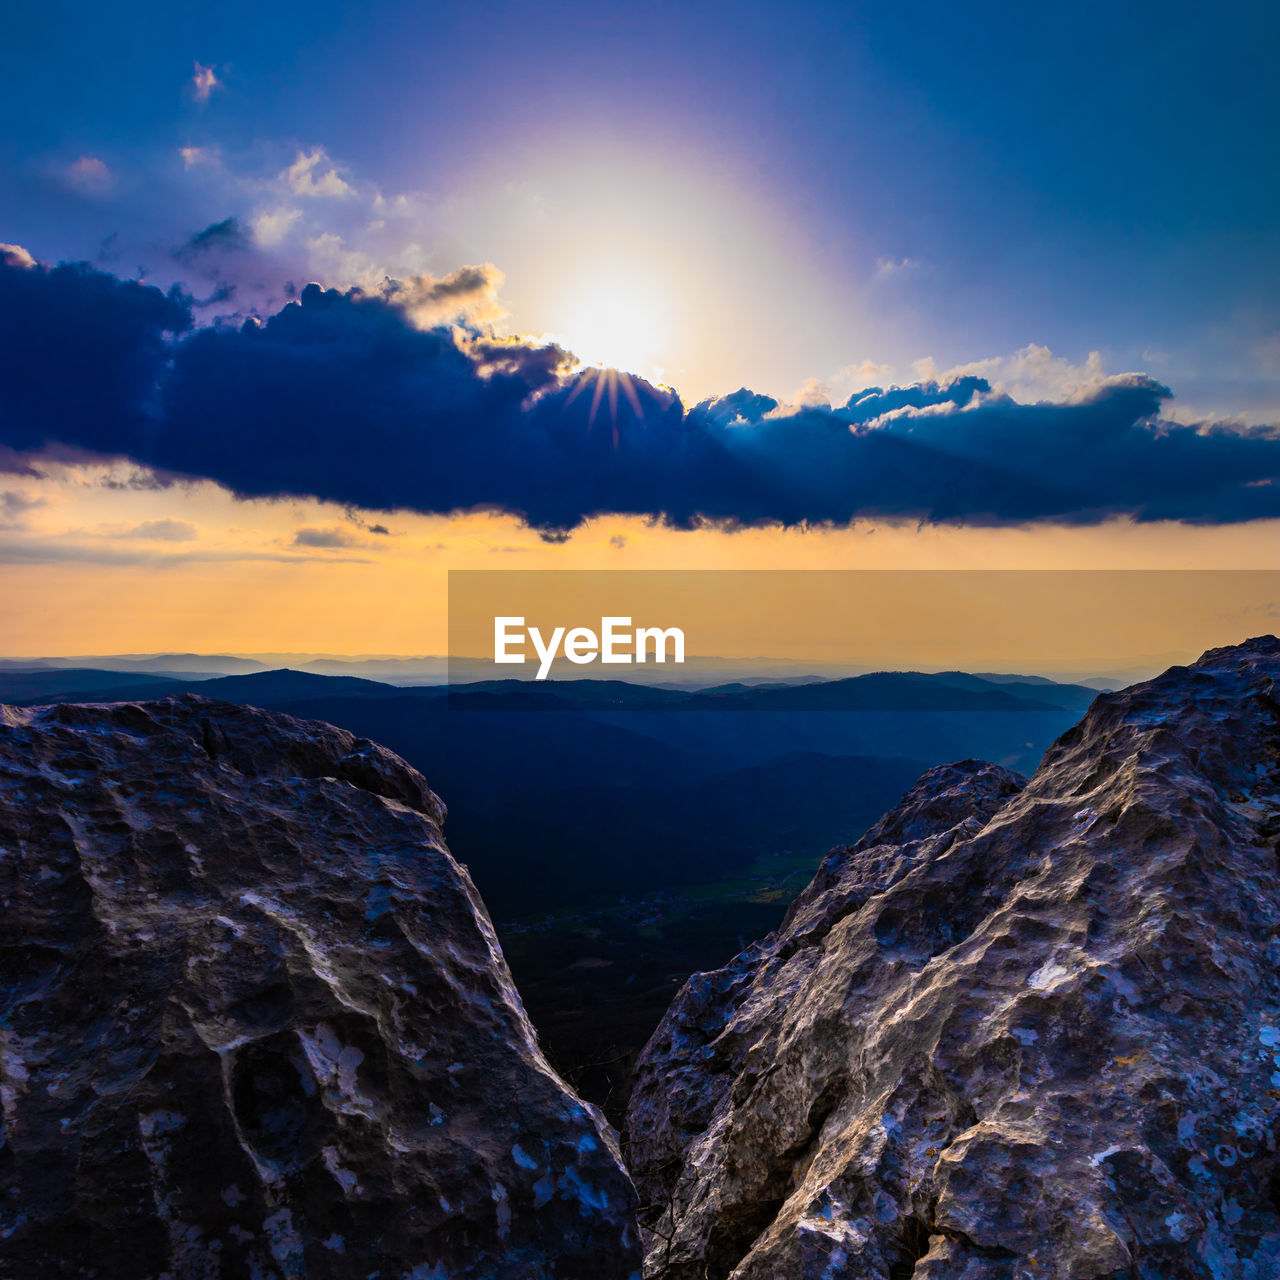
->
<box><xmin>834</xmin><ymin>359</ymin><xmax>896</xmax><ymax>398</ymax></box>
<box><xmin>66</xmin><ymin>156</ymin><xmax>111</xmax><ymax>193</ymax></box>
<box><xmin>283</xmin><ymin>149</ymin><xmax>354</xmax><ymax>199</ymax></box>
<box><xmin>167</xmin><ymin>138</ymin><xmax>469</xmax><ymax>303</ymax></box>
<box><xmin>931</xmin><ymin>344</ymin><xmax>1115</xmax><ymax>403</ymax></box>
<box><xmin>252</xmin><ymin>206</ymin><xmax>303</xmax><ymax>246</ymax></box>
<box><xmin>0</xmin><ymin>243</ymin><xmax>36</xmax><ymax>269</ymax></box>
<box><xmin>192</xmin><ymin>62</ymin><xmax>219</xmax><ymax>102</ymax></box>
<box><xmin>874</xmin><ymin>256</ymin><xmax>918</xmax><ymax>278</ymax></box>
<box><xmin>795</xmin><ymin>377</ymin><xmax>832</xmax><ymax>408</ymax></box>
<box><xmin>762</xmin><ymin>377</ymin><xmax>833</xmax><ymax>419</ymax></box>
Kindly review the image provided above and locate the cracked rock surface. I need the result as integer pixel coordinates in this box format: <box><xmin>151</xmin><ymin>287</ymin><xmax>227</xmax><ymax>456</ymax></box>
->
<box><xmin>629</xmin><ymin>636</ymin><xmax>1280</xmax><ymax>1280</ymax></box>
<box><xmin>0</xmin><ymin>695</ymin><xmax>640</xmax><ymax>1279</ymax></box>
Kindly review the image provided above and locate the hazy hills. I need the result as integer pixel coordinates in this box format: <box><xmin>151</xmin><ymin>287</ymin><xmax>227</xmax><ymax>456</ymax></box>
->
<box><xmin>5</xmin><ymin>664</ymin><xmax>1097</xmax><ymax>918</ymax></box>
<box><xmin>0</xmin><ymin>650</ymin><xmax>1156</xmax><ymax>686</ymax></box>
<box><xmin>4</xmin><ymin>665</ymin><xmax>1098</xmax><ymax>714</ymax></box>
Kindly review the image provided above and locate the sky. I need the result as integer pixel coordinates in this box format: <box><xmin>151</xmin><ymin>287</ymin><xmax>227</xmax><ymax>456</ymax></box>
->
<box><xmin>0</xmin><ymin>0</ymin><xmax>1277</xmax><ymax>659</ymax></box>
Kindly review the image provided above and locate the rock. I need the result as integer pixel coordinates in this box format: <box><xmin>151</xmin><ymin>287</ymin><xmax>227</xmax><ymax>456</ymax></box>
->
<box><xmin>0</xmin><ymin>695</ymin><xmax>640</xmax><ymax>1279</ymax></box>
<box><xmin>628</xmin><ymin>636</ymin><xmax>1280</xmax><ymax>1279</ymax></box>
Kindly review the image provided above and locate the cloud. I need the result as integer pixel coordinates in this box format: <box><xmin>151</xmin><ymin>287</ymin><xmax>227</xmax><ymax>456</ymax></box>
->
<box><xmin>165</xmin><ymin>140</ymin><xmax>464</xmax><ymax>303</ymax></box>
<box><xmin>0</xmin><ymin>446</ymin><xmax>41</xmax><ymax>477</ymax></box>
<box><xmin>174</xmin><ymin>217</ymin><xmax>250</xmax><ymax>264</ymax></box>
<box><xmin>117</xmin><ymin>518</ymin><xmax>198</xmax><ymax>542</ymax></box>
<box><xmin>344</xmin><ymin>508</ymin><xmax>393</xmax><ymax>535</ymax></box>
<box><xmin>66</xmin><ymin>156</ymin><xmax>111</xmax><ymax>193</ymax></box>
<box><xmin>188</xmin><ymin>283</ymin><xmax>238</xmax><ymax>309</ymax></box>
<box><xmin>874</xmin><ymin>256</ymin><xmax>918</xmax><ymax>277</ymax></box>
<box><xmin>370</xmin><ymin>264</ymin><xmax>508</xmax><ymax>327</ymax></box>
<box><xmin>792</xmin><ymin>378</ymin><xmax>833</xmax><ymax>410</ymax></box>
<box><xmin>931</xmin><ymin>344</ymin><xmax>1112</xmax><ymax>404</ymax></box>
<box><xmin>0</xmin><ymin>244</ymin><xmax>36</xmax><ymax>270</ymax></box>
<box><xmin>99</xmin><ymin>468</ymin><xmax>170</xmax><ymax>491</ymax></box>
<box><xmin>252</xmin><ymin>207</ymin><xmax>303</xmax><ymax>247</ymax></box>
<box><xmin>192</xmin><ymin>62</ymin><xmax>219</xmax><ymax>102</ymax></box>
<box><xmin>293</xmin><ymin>526</ymin><xmax>360</xmax><ymax>548</ymax></box>
<box><xmin>837</xmin><ymin>359</ymin><xmax>896</xmax><ymax>393</ymax></box>
<box><xmin>2</xmin><ymin>254</ymin><xmax>1280</xmax><ymax>532</ymax></box>
<box><xmin>0</xmin><ymin>489</ymin><xmax>47</xmax><ymax>531</ymax></box>
<box><xmin>0</xmin><ymin>491</ymin><xmax>46</xmax><ymax>518</ymax></box>
<box><xmin>0</xmin><ymin>255</ymin><xmax>191</xmax><ymax>458</ymax></box>
<box><xmin>283</xmin><ymin>149</ymin><xmax>354</xmax><ymax>199</ymax></box>
<box><xmin>0</xmin><ymin>536</ymin><xmax>371</xmax><ymax>567</ymax></box>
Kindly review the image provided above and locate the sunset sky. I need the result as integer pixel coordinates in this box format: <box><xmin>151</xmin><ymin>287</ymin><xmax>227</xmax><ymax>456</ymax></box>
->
<box><xmin>0</xmin><ymin>0</ymin><xmax>1277</xmax><ymax>659</ymax></box>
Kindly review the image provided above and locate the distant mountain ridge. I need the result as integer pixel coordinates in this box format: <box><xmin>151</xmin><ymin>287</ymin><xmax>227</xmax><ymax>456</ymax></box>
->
<box><xmin>6</xmin><ymin>665</ymin><xmax>1098</xmax><ymax>921</ymax></box>
<box><xmin>0</xmin><ymin>653</ymin><xmax>269</xmax><ymax>676</ymax></box>
<box><xmin>8</xmin><ymin>666</ymin><xmax>1099</xmax><ymax>715</ymax></box>
<box><xmin>0</xmin><ymin>650</ymin><xmax>1171</xmax><ymax>686</ymax></box>
<box><xmin>0</xmin><ymin>668</ymin><xmax>181</xmax><ymax>702</ymax></box>
<box><xmin>4</xmin><ymin>667</ymin><xmax>404</xmax><ymax>707</ymax></box>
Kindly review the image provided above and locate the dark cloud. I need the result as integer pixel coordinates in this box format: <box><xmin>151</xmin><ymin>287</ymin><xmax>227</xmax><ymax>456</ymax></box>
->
<box><xmin>175</xmin><ymin>217</ymin><xmax>250</xmax><ymax>261</ymax></box>
<box><xmin>0</xmin><ymin>256</ymin><xmax>190</xmax><ymax>457</ymax></box>
<box><xmin>1</xmin><ymin>254</ymin><xmax>1278</xmax><ymax>532</ymax></box>
<box><xmin>158</xmin><ymin>283</ymin><xmax>572</xmax><ymax>521</ymax></box>
<box><xmin>293</xmin><ymin>526</ymin><xmax>359</xmax><ymax>548</ymax></box>
<box><xmin>843</xmin><ymin>376</ymin><xmax>990</xmax><ymax>422</ymax></box>
<box><xmin>189</xmin><ymin>282</ymin><xmax>238</xmax><ymax>309</ymax></box>
<box><xmin>100</xmin><ymin>468</ymin><xmax>171</xmax><ymax>491</ymax></box>
<box><xmin>0</xmin><ymin>445</ymin><xmax>40</xmax><ymax>476</ymax></box>
<box><xmin>344</xmin><ymin>508</ymin><xmax>393</xmax><ymax>536</ymax></box>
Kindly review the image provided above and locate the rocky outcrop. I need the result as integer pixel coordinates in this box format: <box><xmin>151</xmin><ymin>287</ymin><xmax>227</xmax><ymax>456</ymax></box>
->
<box><xmin>628</xmin><ymin>636</ymin><xmax>1280</xmax><ymax>1279</ymax></box>
<box><xmin>0</xmin><ymin>696</ymin><xmax>640</xmax><ymax>1279</ymax></box>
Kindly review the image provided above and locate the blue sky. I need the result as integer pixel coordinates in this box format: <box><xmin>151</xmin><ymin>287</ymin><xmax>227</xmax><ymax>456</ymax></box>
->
<box><xmin>3</xmin><ymin>0</ymin><xmax>1278</xmax><ymax>414</ymax></box>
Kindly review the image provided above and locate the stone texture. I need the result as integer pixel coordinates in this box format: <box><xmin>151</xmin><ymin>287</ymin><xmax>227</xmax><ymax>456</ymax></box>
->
<box><xmin>0</xmin><ymin>695</ymin><xmax>640</xmax><ymax>1279</ymax></box>
<box><xmin>628</xmin><ymin>636</ymin><xmax>1280</xmax><ymax>1280</ymax></box>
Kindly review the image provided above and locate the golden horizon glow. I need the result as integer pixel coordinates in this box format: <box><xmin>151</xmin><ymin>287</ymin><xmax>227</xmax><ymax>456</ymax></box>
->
<box><xmin>0</xmin><ymin>460</ymin><xmax>1277</xmax><ymax>658</ymax></box>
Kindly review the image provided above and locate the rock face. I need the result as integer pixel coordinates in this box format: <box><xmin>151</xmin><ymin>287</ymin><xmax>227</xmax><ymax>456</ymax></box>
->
<box><xmin>0</xmin><ymin>696</ymin><xmax>640</xmax><ymax>1279</ymax></box>
<box><xmin>628</xmin><ymin>636</ymin><xmax>1280</xmax><ymax>1279</ymax></box>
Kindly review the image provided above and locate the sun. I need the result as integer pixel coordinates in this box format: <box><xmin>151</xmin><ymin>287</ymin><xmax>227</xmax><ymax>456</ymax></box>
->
<box><xmin>552</xmin><ymin>269</ymin><xmax>669</xmax><ymax>378</ymax></box>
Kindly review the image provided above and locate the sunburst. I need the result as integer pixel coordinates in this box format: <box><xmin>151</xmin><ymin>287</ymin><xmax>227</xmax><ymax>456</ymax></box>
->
<box><xmin>562</xmin><ymin>366</ymin><xmax>646</xmax><ymax>447</ymax></box>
